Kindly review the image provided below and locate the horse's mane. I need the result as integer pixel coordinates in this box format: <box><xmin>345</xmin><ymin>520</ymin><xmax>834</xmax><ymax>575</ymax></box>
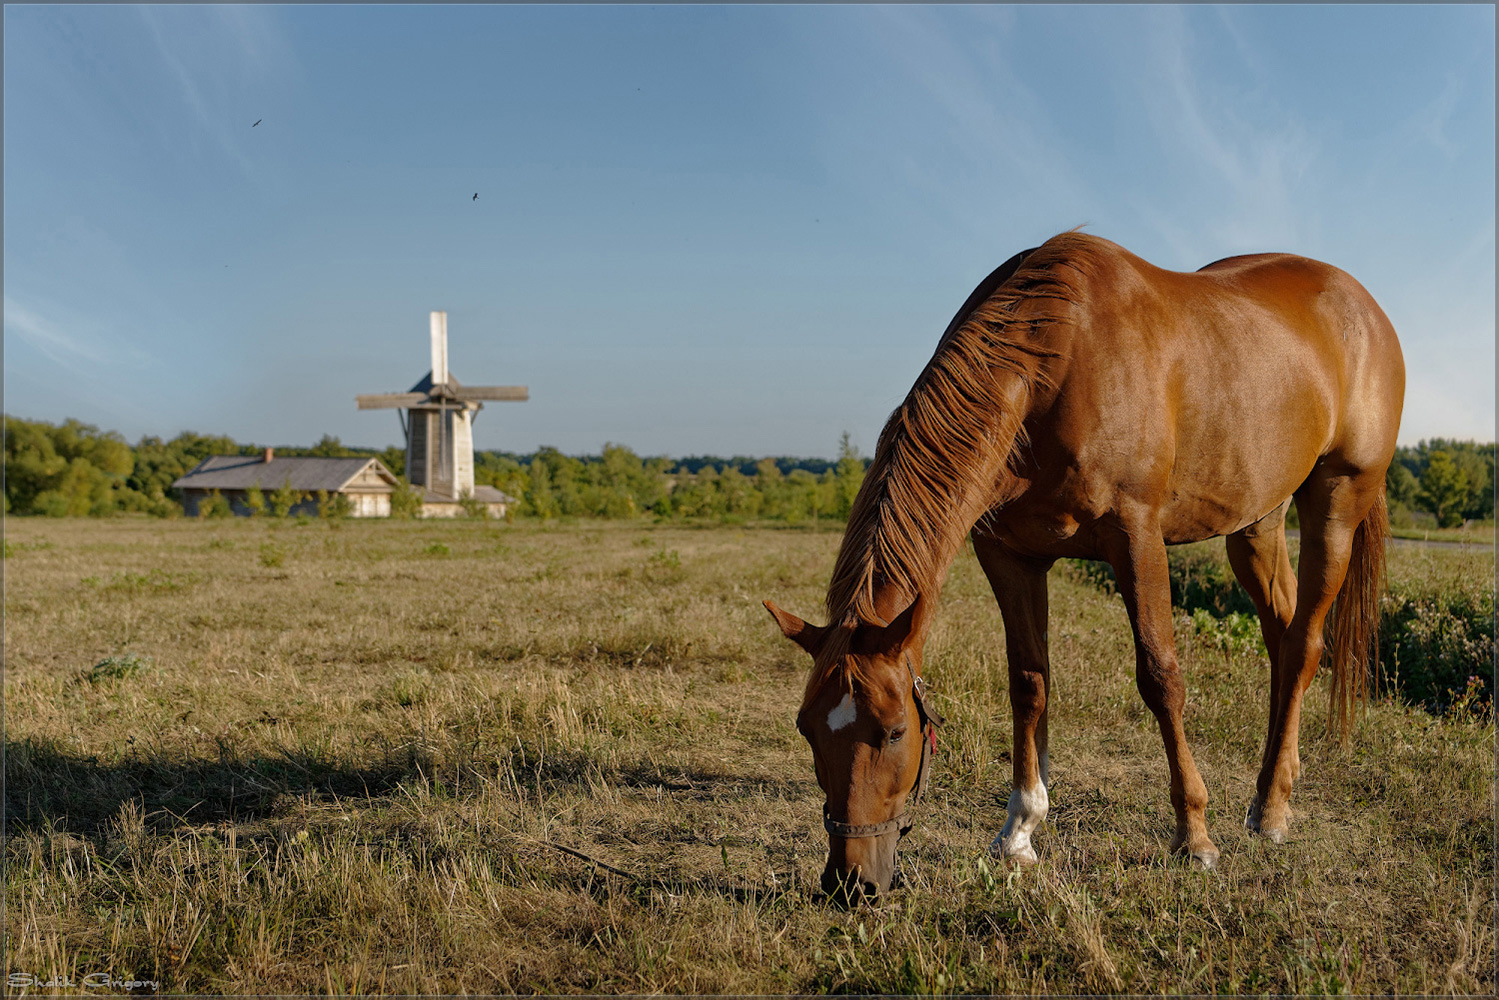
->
<box><xmin>804</xmin><ymin>231</ymin><xmax>1099</xmax><ymax>702</ymax></box>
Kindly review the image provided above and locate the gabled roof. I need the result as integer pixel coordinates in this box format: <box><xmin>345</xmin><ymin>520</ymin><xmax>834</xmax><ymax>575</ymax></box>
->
<box><xmin>172</xmin><ymin>456</ymin><xmax>398</xmax><ymax>492</ymax></box>
<box><xmin>421</xmin><ymin>484</ymin><xmax>517</xmax><ymax>504</ymax></box>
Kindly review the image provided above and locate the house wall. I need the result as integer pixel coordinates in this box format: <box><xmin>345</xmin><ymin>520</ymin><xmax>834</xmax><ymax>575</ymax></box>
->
<box><xmin>419</xmin><ymin>499</ymin><xmax>508</xmax><ymax>519</ymax></box>
<box><xmin>183</xmin><ymin>489</ymin><xmax>388</xmax><ymax>518</ymax></box>
<box><xmin>348</xmin><ymin>492</ymin><xmax>391</xmax><ymax>518</ymax></box>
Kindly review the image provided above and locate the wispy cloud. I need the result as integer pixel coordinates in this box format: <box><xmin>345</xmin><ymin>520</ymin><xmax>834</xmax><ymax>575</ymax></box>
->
<box><xmin>875</xmin><ymin>6</ymin><xmax>1087</xmax><ymax>206</ymax></box>
<box><xmin>136</xmin><ymin>5</ymin><xmax>294</xmax><ymax>179</ymax></box>
<box><xmin>4</xmin><ymin>297</ymin><xmax>150</xmax><ymax>373</ymax></box>
<box><xmin>1136</xmin><ymin>7</ymin><xmax>1319</xmax><ymax>258</ymax></box>
<box><xmin>820</xmin><ymin>6</ymin><xmax>1092</xmax><ymax>242</ymax></box>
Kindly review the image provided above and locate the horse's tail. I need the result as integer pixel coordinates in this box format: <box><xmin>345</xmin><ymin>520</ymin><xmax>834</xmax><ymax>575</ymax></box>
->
<box><xmin>1327</xmin><ymin>488</ymin><xmax>1388</xmax><ymax>742</ymax></box>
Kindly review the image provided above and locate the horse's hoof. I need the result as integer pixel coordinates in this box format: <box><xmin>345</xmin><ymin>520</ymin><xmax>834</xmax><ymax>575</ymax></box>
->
<box><xmin>1005</xmin><ymin>847</ymin><xmax>1039</xmax><ymax>866</ymax></box>
<box><xmin>1244</xmin><ymin>799</ymin><xmax>1265</xmax><ymax>834</ymax></box>
<box><xmin>1191</xmin><ymin>848</ymin><xmax>1219</xmax><ymax>871</ymax></box>
<box><xmin>1262</xmin><ymin>826</ymin><xmax>1287</xmax><ymax>845</ymax></box>
<box><xmin>988</xmin><ymin>835</ymin><xmax>1038</xmax><ymax>866</ymax></box>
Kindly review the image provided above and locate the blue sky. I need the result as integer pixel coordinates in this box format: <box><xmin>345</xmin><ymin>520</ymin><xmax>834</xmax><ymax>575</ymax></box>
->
<box><xmin>5</xmin><ymin>4</ymin><xmax>1493</xmax><ymax>458</ymax></box>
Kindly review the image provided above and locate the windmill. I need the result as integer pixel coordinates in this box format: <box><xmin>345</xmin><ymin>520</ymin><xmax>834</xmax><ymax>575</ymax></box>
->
<box><xmin>356</xmin><ymin>311</ymin><xmax>528</xmax><ymax>502</ymax></box>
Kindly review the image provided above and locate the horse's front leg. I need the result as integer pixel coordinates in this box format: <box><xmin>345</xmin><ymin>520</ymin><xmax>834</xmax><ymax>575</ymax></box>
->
<box><xmin>973</xmin><ymin>536</ymin><xmax>1053</xmax><ymax>864</ymax></box>
<box><xmin>1104</xmin><ymin>519</ymin><xmax>1220</xmax><ymax>869</ymax></box>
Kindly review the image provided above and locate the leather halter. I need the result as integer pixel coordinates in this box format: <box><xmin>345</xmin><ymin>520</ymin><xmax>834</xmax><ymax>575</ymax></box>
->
<box><xmin>822</xmin><ymin>659</ymin><xmax>945</xmax><ymax>841</ymax></box>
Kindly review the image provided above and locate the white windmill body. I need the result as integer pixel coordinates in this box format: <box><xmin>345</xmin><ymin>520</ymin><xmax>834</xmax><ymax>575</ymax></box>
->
<box><xmin>357</xmin><ymin>311</ymin><xmax>527</xmax><ymax>515</ymax></box>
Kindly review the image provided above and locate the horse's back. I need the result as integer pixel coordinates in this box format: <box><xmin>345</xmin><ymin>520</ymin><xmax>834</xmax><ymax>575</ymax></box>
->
<box><xmin>1184</xmin><ymin>250</ymin><xmax>1405</xmax><ymax>473</ymax></box>
<box><xmin>1001</xmin><ymin>235</ymin><xmax>1404</xmax><ymax>547</ymax></box>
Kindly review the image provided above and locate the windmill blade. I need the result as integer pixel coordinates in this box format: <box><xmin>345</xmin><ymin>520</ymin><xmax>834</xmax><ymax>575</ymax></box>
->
<box><xmin>430</xmin><ymin>311</ymin><xmax>449</xmax><ymax>386</ymax></box>
<box><xmin>454</xmin><ymin>385</ymin><xmax>529</xmax><ymax>401</ymax></box>
<box><xmin>356</xmin><ymin>392</ymin><xmax>428</xmax><ymax>409</ymax></box>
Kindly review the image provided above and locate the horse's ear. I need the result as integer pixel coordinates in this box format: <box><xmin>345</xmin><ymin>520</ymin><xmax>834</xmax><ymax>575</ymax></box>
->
<box><xmin>884</xmin><ymin>597</ymin><xmax>919</xmax><ymax>646</ymax></box>
<box><xmin>853</xmin><ymin>596</ymin><xmax>920</xmax><ymax>655</ymax></box>
<box><xmin>764</xmin><ymin>600</ymin><xmax>828</xmax><ymax>657</ymax></box>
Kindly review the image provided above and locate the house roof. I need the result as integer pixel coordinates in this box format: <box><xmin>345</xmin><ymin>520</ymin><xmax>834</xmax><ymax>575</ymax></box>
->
<box><xmin>172</xmin><ymin>456</ymin><xmax>398</xmax><ymax>492</ymax></box>
<box><xmin>421</xmin><ymin>484</ymin><xmax>517</xmax><ymax>504</ymax></box>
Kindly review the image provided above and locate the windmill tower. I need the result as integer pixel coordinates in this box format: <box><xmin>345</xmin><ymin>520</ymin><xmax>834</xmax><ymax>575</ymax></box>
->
<box><xmin>356</xmin><ymin>311</ymin><xmax>527</xmax><ymax>502</ymax></box>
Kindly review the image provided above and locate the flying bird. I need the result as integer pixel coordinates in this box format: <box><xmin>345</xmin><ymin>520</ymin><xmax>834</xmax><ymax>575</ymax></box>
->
<box><xmin>473</xmin><ymin>193</ymin><xmax>478</xmax><ymax>201</ymax></box>
<box><xmin>253</xmin><ymin>119</ymin><xmax>262</xmax><ymax>127</ymax></box>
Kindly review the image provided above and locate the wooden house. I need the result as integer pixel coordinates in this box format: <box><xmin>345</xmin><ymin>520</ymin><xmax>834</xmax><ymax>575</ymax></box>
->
<box><xmin>172</xmin><ymin>449</ymin><xmax>400</xmax><ymax>517</ymax></box>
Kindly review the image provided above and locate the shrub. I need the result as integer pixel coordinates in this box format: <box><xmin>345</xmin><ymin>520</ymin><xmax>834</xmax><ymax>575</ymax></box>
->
<box><xmin>389</xmin><ymin>478</ymin><xmax>423</xmax><ymax>520</ymax></box>
<box><xmin>270</xmin><ymin>477</ymin><xmax>304</xmax><ymax>518</ymax></box>
<box><xmin>198</xmin><ymin>489</ymin><xmax>232</xmax><ymax>520</ymax></box>
<box><xmin>1378</xmin><ymin>580</ymin><xmax>1494</xmax><ymax>713</ymax></box>
<box><xmin>1068</xmin><ymin>541</ymin><xmax>1494</xmax><ymax>717</ymax></box>
<box><xmin>244</xmin><ymin>483</ymin><xmax>267</xmax><ymax>517</ymax></box>
<box><xmin>259</xmin><ymin>542</ymin><xmax>286</xmax><ymax>569</ymax></box>
<box><xmin>82</xmin><ymin>653</ymin><xmax>151</xmax><ymax>685</ymax></box>
<box><xmin>1188</xmin><ymin>609</ymin><xmax>1263</xmax><ymax>658</ymax></box>
<box><xmin>1063</xmin><ymin>544</ymin><xmax>1256</xmax><ymax>618</ymax></box>
<box><xmin>457</xmin><ymin>491</ymin><xmax>488</xmax><ymax>519</ymax></box>
<box><xmin>1171</xmin><ymin>546</ymin><xmax>1256</xmax><ymax>617</ymax></box>
<box><xmin>317</xmin><ymin>489</ymin><xmax>352</xmax><ymax>521</ymax></box>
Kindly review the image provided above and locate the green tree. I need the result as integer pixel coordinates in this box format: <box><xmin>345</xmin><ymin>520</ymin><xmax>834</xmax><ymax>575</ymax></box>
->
<box><xmin>270</xmin><ymin>477</ymin><xmax>304</xmax><ymax>518</ymax></box>
<box><xmin>457</xmin><ymin>489</ymin><xmax>489</xmax><ymax>519</ymax></box>
<box><xmin>389</xmin><ymin>477</ymin><xmax>423</xmax><ymax>519</ymax></box>
<box><xmin>309</xmin><ymin>434</ymin><xmax>352</xmax><ymax>457</ymax></box>
<box><xmin>4</xmin><ymin>416</ymin><xmax>141</xmax><ymax>515</ymax></box>
<box><xmin>1386</xmin><ymin>462</ymin><xmax>1418</xmax><ymax>511</ymax></box>
<box><xmin>523</xmin><ymin>457</ymin><xmax>559</xmax><ymax>519</ymax></box>
<box><xmin>833</xmin><ymin>432</ymin><xmax>865</xmax><ymax>520</ymax></box>
<box><xmin>376</xmin><ymin>445</ymin><xmax>406</xmax><ymax>479</ymax></box>
<box><xmin>244</xmin><ymin>483</ymin><xmax>267</xmax><ymax>518</ymax></box>
<box><xmin>198</xmin><ymin>489</ymin><xmax>233</xmax><ymax>519</ymax></box>
<box><xmin>1417</xmin><ymin>451</ymin><xmax>1471</xmax><ymax>528</ymax></box>
<box><xmin>316</xmin><ymin>489</ymin><xmax>352</xmax><ymax>521</ymax></box>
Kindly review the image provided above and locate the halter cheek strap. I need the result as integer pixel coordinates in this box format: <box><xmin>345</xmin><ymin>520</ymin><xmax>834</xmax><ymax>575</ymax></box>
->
<box><xmin>822</xmin><ymin>659</ymin><xmax>945</xmax><ymax>841</ymax></box>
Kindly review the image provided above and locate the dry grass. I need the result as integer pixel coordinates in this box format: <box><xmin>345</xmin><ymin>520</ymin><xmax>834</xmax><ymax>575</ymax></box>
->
<box><xmin>3</xmin><ymin>516</ymin><xmax>1493</xmax><ymax>994</ymax></box>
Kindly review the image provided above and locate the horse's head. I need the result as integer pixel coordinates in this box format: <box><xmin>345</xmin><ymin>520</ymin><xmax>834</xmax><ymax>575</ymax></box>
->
<box><xmin>764</xmin><ymin>598</ymin><xmax>942</xmax><ymax>904</ymax></box>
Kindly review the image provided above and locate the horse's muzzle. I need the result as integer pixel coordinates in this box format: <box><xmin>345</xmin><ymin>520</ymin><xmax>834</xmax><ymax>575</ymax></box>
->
<box><xmin>820</xmin><ymin>863</ymin><xmax>884</xmax><ymax>905</ymax></box>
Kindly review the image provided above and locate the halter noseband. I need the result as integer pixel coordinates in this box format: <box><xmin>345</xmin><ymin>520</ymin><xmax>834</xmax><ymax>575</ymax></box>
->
<box><xmin>822</xmin><ymin>659</ymin><xmax>945</xmax><ymax>841</ymax></box>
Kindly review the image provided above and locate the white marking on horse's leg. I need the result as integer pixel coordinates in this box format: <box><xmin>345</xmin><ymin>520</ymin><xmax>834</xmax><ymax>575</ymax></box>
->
<box><xmin>989</xmin><ymin>781</ymin><xmax>1049</xmax><ymax>864</ymax></box>
<box><xmin>827</xmin><ymin>692</ymin><xmax>857</xmax><ymax>732</ymax></box>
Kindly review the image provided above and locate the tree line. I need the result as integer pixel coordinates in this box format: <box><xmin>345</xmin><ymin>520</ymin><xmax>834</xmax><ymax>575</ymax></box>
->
<box><xmin>4</xmin><ymin>414</ymin><xmax>1493</xmax><ymax>527</ymax></box>
<box><xmin>1</xmin><ymin>416</ymin><xmax>869</xmax><ymax>523</ymax></box>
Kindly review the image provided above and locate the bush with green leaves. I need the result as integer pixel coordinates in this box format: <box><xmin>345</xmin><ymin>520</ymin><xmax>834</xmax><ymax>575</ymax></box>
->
<box><xmin>457</xmin><ymin>490</ymin><xmax>488</xmax><ymax>519</ymax></box>
<box><xmin>1378</xmin><ymin>576</ymin><xmax>1493</xmax><ymax>713</ymax></box>
<box><xmin>316</xmin><ymin>489</ymin><xmax>353</xmax><ymax>521</ymax></box>
<box><xmin>82</xmin><ymin>653</ymin><xmax>152</xmax><ymax>685</ymax></box>
<box><xmin>389</xmin><ymin>478</ymin><xmax>423</xmax><ymax>519</ymax></box>
<box><xmin>197</xmin><ymin>489</ymin><xmax>233</xmax><ymax>520</ymax></box>
<box><xmin>244</xmin><ymin>483</ymin><xmax>267</xmax><ymax>517</ymax></box>
<box><xmin>1063</xmin><ymin>545</ymin><xmax>1256</xmax><ymax>619</ymax></box>
<box><xmin>270</xmin><ymin>477</ymin><xmax>304</xmax><ymax>518</ymax></box>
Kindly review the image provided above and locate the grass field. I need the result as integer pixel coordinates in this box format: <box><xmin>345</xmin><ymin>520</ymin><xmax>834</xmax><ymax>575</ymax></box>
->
<box><xmin>4</xmin><ymin>516</ymin><xmax>1493</xmax><ymax>994</ymax></box>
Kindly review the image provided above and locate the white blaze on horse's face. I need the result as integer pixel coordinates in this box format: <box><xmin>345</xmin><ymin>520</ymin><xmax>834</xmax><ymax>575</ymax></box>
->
<box><xmin>827</xmin><ymin>692</ymin><xmax>857</xmax><ymax>732</ymax></box>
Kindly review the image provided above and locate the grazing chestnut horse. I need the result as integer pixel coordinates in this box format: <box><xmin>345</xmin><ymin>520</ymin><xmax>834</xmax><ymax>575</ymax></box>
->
<box><xmin>766</xmin><ymin>231</ymin><xmax>1403</xmax><ymax>899</ymax></box>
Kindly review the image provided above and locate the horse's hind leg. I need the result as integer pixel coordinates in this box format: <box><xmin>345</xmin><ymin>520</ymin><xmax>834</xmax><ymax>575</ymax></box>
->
<box><xmin>1247</xmin><ymin>467</ymin><xmax>1381</xmax><ymax>843</ymax></box>
<box><xmin>1225</xmin><ymin>500</ymin><xmax>1299</xmax><ymax>778</ymax></box>
<box><xmin>972</xmin><ymin>536</ymin><xmax>1052</xmax><ymax>864</ymax></box>
<box><xmin>1103</xmin><ymin>517</ymin><xmax>1219</xmax><ymax>869</ymax></box>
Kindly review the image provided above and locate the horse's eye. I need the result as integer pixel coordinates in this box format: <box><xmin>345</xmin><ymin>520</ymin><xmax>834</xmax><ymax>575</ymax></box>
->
<box><xmin>889</xmin><ymin>726</ymin><xmax>907</xmax><ymax>744</ymax></box>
